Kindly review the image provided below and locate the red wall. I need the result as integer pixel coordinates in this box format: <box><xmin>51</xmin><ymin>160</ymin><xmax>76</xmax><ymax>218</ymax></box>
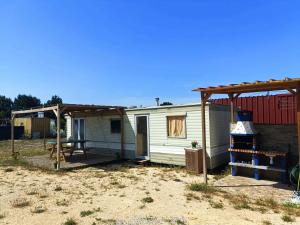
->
<box><xmin>210</xmin><ymin>94</ymin><xmax>296</xmax><ymax>125</ymax></box>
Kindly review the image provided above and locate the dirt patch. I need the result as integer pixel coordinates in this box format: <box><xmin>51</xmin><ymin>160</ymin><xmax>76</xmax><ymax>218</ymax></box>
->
<box><xmin>0</xmin><ymin>163</ymin><xmax>298</xmax><ymax>225</ymax></box>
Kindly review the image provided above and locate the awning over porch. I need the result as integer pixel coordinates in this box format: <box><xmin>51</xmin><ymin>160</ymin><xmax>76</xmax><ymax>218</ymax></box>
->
<box><xmin>11</xmin><ymin>104</ymin><xmax>126</xmax><ymax>170</ymax></box>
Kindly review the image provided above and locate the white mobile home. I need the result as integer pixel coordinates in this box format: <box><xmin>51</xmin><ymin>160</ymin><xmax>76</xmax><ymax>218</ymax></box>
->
<box><xmin>66</xmin><ymin>103</ymin><xmax>231</xmax><ymax>169</ymax></box>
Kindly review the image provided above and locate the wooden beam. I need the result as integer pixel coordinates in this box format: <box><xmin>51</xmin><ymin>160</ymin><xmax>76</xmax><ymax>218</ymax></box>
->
<box><xmin>11</xmin><ymin>114</ymin><xmax>15</xmax><ymax>156</ymax></box>
<box><xmin>12</xmin><ymin>105</ymin><xmax>58</xmax><ymax>115</ymax></box>
<box><xmin>56</xmin><ymin>105</ymin><xmax>61</xmax><ymax>170</ymax></box>
<box><xmin>287</xmin><ymin>88</ymin><xmax>296</xmax><ymax>95</ymax></box>
<box><xmin>53</xmin><ymin>109</ymin><xmax>58</xmax><ymax>117</ymax></box>
<box><xmin>297</xmin><ymin>84</ymin><xmax>300</xmax><ymax>169</ymax></box>
<box><xmin>228</xmin><ymin>93</ymin><xmax>235</xmax><ymax>123</ymax></box>
<box><xmin>201</xmin><ymin>92</ymin><xmax>208</xmax><ymax>184</ymax></box>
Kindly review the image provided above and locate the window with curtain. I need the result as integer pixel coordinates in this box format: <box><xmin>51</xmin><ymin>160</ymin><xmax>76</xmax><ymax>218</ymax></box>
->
<box><xmin>167</xmin><ymin>116</ymin><xmax>186</xmax><ymax>138</ymax></box>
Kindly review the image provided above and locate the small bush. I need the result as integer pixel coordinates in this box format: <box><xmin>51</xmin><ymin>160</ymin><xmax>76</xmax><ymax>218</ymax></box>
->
<box><xmin>4</xmin><ymin>167</ymin><xmax>14</xmax><ymax>172</ymax></box>
<box><xmin>11</xmin><ymin>198</ymin><xmax>30</xmax><ymax>208</ymax></box>
<box><xmin>281</xmin><ymin>214</ymin><xmax>295</xmax><ymax>222</ymax></box>
<box><xmin>176</xmin><ymin>219</ymin><xmax>187</xmax><ymax>225</ymax></box>
<box><xmin>54</xmin><ymin>186</ymin><xmax>63</xmax><ymax>191</ymax></box>
<box><xmin>80</xmin><ymin>210</ymin><xmax>94</xmax><ymax>217</ymax></box>
<box><xmin>0</xmin><ymin>213</ymin><xmax>5</xmax><ymax>219</ymax></box>
<box><xmin>63</xmin><ymin>218</ymin><xmax>77</xmax><ymax>225</ymax></box>
<box><xmin>283</xmin><ymin>202</ymin><xmax>300</xmax><ymax>209</ymax></box>
<box><xmin>142</xmin><ymin>197</ymin><xmax>154</xmax><ymax>203</ymax></box>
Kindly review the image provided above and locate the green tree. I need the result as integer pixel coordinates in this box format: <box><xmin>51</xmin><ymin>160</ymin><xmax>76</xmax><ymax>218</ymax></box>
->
<box><xmin>0</xmin><ymin>95</ymin><xmax>13</xmax><ymax>118</ymax></box>
<box><xmin>45</xmin><ymin>95</ymin><xmax>63</xmax><ymax>106</ymax></box>
<box><xmin>160</xmin><ymin>102</ymin><xmax>173</xmax><ymax>106</ymax></box>
<box><xmin>13</xmin><ymin>94</ymin><xmax>41</xmax><ymax>110</ymax></box>
<box><xmin>45</xmin><ymin>95</ymin><xmax>65</xmax><ymax>130</ymax></box>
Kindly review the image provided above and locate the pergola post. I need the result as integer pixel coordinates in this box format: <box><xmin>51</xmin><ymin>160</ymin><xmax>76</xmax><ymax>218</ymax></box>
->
<box><xmin>228</xmin><ymin>93</ymin><xmax>234</xmax><ymax>123</ymax></box>
<box><xmin>56</xmin><ymin>105</ymin><xmax>61</xmax><ymax>170</ymax></box>
<box><xmin>11</xmin><ymin>114</ymin><xmax>15</xmax><ymax>156</ymax></box>
<box><xmin>43</xmin><ymin>112</ymin><xmax>46</xmax><ymax>151</ymax></box>
<box><xmin>297</xmin><ymin>83</ymin><xmax>300</xmax><ymax>167</ymax></box>
<box><xmin>201</xmin><ymin>92</ymin><xmax>211</xmax><ymax>184</ymax></box>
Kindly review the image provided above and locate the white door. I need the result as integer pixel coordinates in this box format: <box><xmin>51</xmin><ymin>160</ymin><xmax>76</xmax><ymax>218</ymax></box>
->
<box><xmin>73</xmin><ymin>118</ymin><xmax>85</xmax><ymax>149</ymax></box>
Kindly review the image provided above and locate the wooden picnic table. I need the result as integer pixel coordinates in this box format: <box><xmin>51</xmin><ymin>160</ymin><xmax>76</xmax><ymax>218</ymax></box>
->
<box><xmin>47</xmin><ymin>140</ymin><xmax>87</xmax><ymax>161</ymax></box>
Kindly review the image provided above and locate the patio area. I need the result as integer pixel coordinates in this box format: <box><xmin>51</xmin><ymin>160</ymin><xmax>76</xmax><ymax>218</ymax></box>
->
<box><xmin>25</xmin><ymin>148</ymin><xmax>119</xmax><ymax>170</ymax></box>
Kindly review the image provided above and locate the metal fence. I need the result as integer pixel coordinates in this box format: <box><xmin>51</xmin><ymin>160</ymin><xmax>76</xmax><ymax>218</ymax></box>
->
<box><xmin>211</xmin><ymin>94</ymin><xmax>296</xmax><ymax>125</ymax></box>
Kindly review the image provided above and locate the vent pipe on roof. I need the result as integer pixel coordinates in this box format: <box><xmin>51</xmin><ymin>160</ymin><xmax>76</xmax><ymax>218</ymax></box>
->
<box><xmin>155</xmin><ymin>97</ymin><xmax>160</xmax><ymax>106</ymax></box>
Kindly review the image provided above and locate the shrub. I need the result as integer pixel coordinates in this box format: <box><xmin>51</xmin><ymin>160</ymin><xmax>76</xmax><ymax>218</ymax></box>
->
<box><xmin>54</xmin><ymin>186</ymin><xmax>63</xmax><ymax>191</ymax></box>
<box><xmin>4</xmin><ymin>167</ymin><xmax>14</xmax><ymax>172</ymax></box>
<box><xmin>142</xmin><ymin>197</ymin><xmax>154</xmax><ymax>203</ymax></box>
<box><xmin>63</xmin><ymin>218</ymin><xmax>77</xmax><ymax>225</ymax></box>
<box><xmin>281</xmin><ymin>215</ymin><xmax>295</xmax><ymax>222</ymax></box>
<box><xmin>80</xmin><ymin>210</ymin><xmax>94</xmax><ymax>217</ymax></box>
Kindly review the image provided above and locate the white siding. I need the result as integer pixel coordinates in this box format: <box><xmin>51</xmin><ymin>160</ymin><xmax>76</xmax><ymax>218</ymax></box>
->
<box><xmin>64</xmin><ymin>103</ymin><xmax>231</xmax><ymax>168</ymax></box>
<box><xmin>66</xmin><ymin>114</ymin><xmax>136</xmax><ymax>154</ymax></box>
<box><xmin>126</xmin><ymin>105</ymin><xmax>211</xmax><ymax>156</ymax></box>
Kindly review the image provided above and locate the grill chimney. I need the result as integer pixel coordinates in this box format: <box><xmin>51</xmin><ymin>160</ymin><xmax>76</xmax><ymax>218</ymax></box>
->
<box><xmin>155</xmin><ymin>97</ymin><xmax>160</xmax><ymax>106</ymax></box>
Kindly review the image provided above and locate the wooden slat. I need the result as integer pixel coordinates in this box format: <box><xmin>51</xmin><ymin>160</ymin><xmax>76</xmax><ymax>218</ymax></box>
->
<box><xmin>229</xmin><ymin>162</ymin><xmax>286</xmax><ymax>172</ymax></box>
<box><xmin>193</xmin><ymin>78</ymin><xmax>300</xmax><ymax>94</ymax></box>
<box><xmin>228</xmin><ymin>148</ymin><xmax>287</xmax><ymax>156</ymax></box>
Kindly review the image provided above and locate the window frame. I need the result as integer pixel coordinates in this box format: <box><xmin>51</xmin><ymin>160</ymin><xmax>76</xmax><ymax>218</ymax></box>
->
<box><xmin>166</xmin><ymin>115</ymin><xmax>187</xmax><ymax>139</ymax></box>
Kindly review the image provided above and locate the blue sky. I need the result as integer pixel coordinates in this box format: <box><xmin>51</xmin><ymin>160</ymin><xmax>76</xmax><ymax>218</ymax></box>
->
<box><xmin>0</xmin><ymin>1</ymin><xmax>299</xmax><ymax>106</ymax></box>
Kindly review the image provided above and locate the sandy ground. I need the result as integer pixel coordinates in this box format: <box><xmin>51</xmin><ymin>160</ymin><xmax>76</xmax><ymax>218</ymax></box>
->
<box><xmin>0</xmin><ymin>163</ymin><xmax>298</xmax><ymax>225</ymax></box>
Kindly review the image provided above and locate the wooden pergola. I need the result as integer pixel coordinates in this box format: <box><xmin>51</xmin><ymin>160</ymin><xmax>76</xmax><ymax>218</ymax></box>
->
<box><xmin>11</xmin><ymin>104</ymin><xmax>125</xmax><ymax>170</ymax></box>
<box><xmin>193</xmin><ymin>77</ymin><xmax>300</xmax><ymax>183</ymax></box>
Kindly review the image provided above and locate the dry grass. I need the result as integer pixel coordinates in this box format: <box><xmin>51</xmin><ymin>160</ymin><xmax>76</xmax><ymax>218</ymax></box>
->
<box><xmin>187</xmin><ymin>183</ymin><xmax>218</xmax><ymax>194</ymax></box>
<box><xmin>56</xmin><ymin>199</ymin><xmax>69</xmax><ymax>206</ymax></box>
<box><xmin>11</xmin><ymin>198</ymin><xmax>30</xmax><ymax>208</ymax></box>
<box><xmin>209</xmin><ymin>200</ymin><xmax>224</xmax><ymax>209</ymax></box>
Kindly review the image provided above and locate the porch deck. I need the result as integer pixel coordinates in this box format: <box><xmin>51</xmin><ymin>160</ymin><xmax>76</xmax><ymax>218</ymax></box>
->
<box><xmin>25</xmin><ymin>148</ymin><xmax>119</xmax><ymax>170</ymax></box>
